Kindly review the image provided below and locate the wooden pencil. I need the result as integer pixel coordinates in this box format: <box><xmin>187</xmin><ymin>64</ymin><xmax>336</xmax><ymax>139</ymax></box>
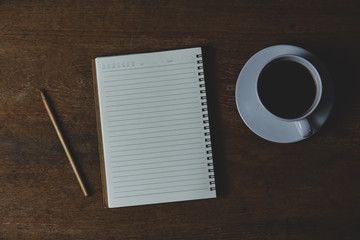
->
<box><xmin>40</xmin><ymin>89</ymin><xmax>88</xmax><ymax>197</ymax></box>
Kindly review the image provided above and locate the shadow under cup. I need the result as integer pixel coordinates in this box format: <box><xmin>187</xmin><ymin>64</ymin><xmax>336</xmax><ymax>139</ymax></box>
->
<box><xmin>257</xmin><ymin>56</ymin><xmax>321</xmax><ymax>120</ymax></box>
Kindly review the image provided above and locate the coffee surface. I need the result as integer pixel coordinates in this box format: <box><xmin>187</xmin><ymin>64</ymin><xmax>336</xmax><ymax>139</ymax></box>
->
<box><xmin>257</xmin><ymin>60</ymin><xmax>316</xmax><ymax>119</ymax></box>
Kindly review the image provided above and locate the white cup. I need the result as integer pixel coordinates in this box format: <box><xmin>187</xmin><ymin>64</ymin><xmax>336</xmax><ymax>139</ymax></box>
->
<box><xmin>256</xmin><ymin>55</ymin><xmax>323</xmax><ymax>138</ymax></box>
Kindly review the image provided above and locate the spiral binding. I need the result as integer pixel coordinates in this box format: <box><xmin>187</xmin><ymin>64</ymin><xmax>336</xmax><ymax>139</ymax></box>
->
<box><xmin>197</xmin><ymin>53</ymin><xmax>216</xmax><ymax>192</ymax></box>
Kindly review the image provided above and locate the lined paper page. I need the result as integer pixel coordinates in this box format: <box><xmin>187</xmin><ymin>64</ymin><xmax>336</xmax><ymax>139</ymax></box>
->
<box><xmin>95</xmin><ymin>47</ymin><xmax>216</xmax><ymax>208</ymax></box>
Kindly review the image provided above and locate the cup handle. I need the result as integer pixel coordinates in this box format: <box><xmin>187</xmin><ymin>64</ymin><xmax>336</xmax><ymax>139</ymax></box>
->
<box><xmin>295</xmin><ymin>118</ymin><xmax>312</xmax><ymax>138</ymax></box>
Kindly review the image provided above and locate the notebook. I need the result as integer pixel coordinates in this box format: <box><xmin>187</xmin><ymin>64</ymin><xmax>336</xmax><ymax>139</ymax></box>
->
<box><xmin>92</xmin><ymin>47</ymin><xmax>216</xmax><ymax>208</ymax></box>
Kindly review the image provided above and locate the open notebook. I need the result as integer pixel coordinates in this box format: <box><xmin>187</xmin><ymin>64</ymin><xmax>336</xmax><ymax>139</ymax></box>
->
<box><xmin>92</xmin><ymin>47</ymin><xmax>216</xmax><ymax>208</ymax></box>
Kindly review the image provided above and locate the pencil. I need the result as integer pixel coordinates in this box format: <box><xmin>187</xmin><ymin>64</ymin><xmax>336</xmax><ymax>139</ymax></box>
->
<box><xmin>40</xmin><ymin>89</ymin><xmax>88</xmax><ymax>197</ymax></box>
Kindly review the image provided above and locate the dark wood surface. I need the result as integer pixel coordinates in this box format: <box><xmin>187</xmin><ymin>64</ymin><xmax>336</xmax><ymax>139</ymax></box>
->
<box><xmin>0</xmin><ymin>1</ymin><xmax>359</xmax><ymax>239</ymax></box>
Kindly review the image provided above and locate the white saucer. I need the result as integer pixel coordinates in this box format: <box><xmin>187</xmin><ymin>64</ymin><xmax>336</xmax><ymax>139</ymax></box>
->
<box><xmin>235</xmin><ymin>45</ymin><xmax>334</xmax><ymax>143</ymax></box>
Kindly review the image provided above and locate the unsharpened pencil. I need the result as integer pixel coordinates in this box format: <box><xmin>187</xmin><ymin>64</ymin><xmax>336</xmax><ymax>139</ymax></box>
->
<box><xmin>40</xmin><ymin>89</ymin><xmax>88</xmax><ymax>197</ymax></box>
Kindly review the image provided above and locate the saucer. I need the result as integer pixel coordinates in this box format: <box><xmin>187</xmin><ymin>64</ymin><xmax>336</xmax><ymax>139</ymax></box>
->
<box><xmin>235</xmin><ymin>45</ymin><xmax>333</xmax><ymax>143</ymax></box>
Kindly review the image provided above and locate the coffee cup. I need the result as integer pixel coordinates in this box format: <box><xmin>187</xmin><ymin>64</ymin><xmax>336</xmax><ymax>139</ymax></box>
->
<box><xmin>256</xmin><ymin>55</ymin><xmax>322</xmax><ymax>137</ymax></box>
<box><xmin>235</xmin><ymin>45</ymin><xmax>333</xmax><ymax>143</ymax></box>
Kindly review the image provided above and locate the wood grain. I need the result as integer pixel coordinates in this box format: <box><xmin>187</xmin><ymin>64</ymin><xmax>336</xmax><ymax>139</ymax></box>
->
<box><xmin>0</xmin><ymin>0</ymin><xmax>359</xmax><ymax>239</ymax></box>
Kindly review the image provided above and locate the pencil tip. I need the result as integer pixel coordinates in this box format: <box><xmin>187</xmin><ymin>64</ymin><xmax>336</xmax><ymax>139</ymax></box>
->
<box><xmin>40</xmin><ymin>89</ymin><xmax>47</xmax><ymax>98</ymax></box>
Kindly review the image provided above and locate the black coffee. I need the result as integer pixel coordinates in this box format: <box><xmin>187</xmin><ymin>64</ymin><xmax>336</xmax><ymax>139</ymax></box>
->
<box><xmin>257</xmin><ymin>60</ymin><xmax>316</xmax><ymax>119</ymax></box>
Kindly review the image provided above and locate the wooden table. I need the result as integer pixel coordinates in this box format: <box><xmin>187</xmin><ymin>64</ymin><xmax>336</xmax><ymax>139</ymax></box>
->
<box><xmin>1</xmin><ymin>1</ymin><xmax>359</xmax><ymax>239</ymax></box>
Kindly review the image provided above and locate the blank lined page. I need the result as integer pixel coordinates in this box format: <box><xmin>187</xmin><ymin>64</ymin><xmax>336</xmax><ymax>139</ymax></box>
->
<box><xmin>94</xmin><ymin>47</ymin><xmax>216</xmax><ymax>208</ymax></box>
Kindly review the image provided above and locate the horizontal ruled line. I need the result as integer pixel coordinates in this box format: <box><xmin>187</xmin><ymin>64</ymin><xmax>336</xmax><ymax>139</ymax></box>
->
<box><xmin>107</xmin><ymin>111</ymin><xmax>199</xmax><ymax>123</ymax></box>
<box><xmin>104</xmin><ymin>91</ymin><xmax>198</xmax><ymax>103</ymax></box>
<box><xmin>106</xmin><ymin>95</ymin><xmax>198</xmax><ymax>108</ymax></box>
<box><xmin>112</xmin><ymin>166</ymin><xmax>205</xmax><ymax>178</ymax></box>
<box><xmin>107</xmin><ymin>117</ymin><xmax>199</xmax><ymax>132</ymax></box>
<box><xmin>114</xmin><ymin>183</ymin><xmax>208</xmax><ymax>194</ymax></box>
<box><xmin>104</xmin><ymin>71</ymin><xmax>196</xmax><ymax>82</ymax></box>
<box><xmin>107</xmin><ymin>106</ymin><xmax>199</xmax><ymax>118</ymax></box>
<box><xmin>111</xmin><ymin>162</ymin><xmax>204</xmax><ymax>174</ymax></box>
<box><xmin>109</xmin><ymin>131</ymin><xmax>202</xmax><ymax>144</ymax></box>
<box><xmin>114</xmin><ymin>188</ymin><xmax>209</xmax><ymax>199</ymax></box>
<box><xmin>108</xmin><ymin>116</ymin><xmax>199</xmax><ymax>128</ymax></box>
<box><xmin>104</xmin><ymin>66</ymin><xmax>194</xmax><ymax>78</ymax></box>
<box><xmin>105</xmin><ymin>86</ymin><xmax>199</xmax><ymax>98</ymax></box>
<box><xmin>111</xmin><ymin>152</ymin><xmax>204</xmax><ymax>164</ymax></box>
<box><xmin>103</xmin><ymin>76</ymin><xmax>193</xmax><ymax>89</ymax></box>
<box><xmin>110</xmin><ymin>141</ymin><xmax>202</xmax><ymax>154</ymax></box>
<box><xmin>113</xmin><ymin>177</ymin><xmax>207</xmax><ymax>189</ymax></box>
<box><xmin>108</xmin><ymin>126</ymin><xmax>201</xmax><ymax>138</ymax></box>
<box><xmin>111</xmin><ymin>157</ymin><xmax>203</xmax><ymax>169</ymax></box>
<box><xmin>109</xmin><ymin>136</ymin><xmax>202</xmax><ymax>148</ymax></box>
<box><xmin>102</xmin><ymin>61</ymin><xmax>195</xmax><ymax>73</ymax></box>
<box><xmin>111</xmin><ymin>146</ymin><xmax>201</xmax><ymax>158</ymax></box>
<box><xmin>104</xmin><ymin>80</ymin><xmax>196</xmax><ymax>93</ymax></box>
<box><xmin>113</xmin><ymin>172</ymin><xmax>204</xmax><ymax>183</ymax></box>
<box><xmin>105</xmin><ymin>100</ymin><xmax>198</xmax><ymax>113</ymax></box>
